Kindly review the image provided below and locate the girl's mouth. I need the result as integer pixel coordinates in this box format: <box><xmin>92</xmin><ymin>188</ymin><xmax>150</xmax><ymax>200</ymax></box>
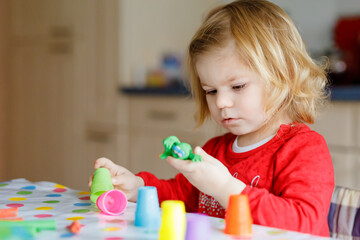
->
<box><xmin>222</xmin><ymin>118</ymin><xmax>238</xmax><ymax>125</ymax></box>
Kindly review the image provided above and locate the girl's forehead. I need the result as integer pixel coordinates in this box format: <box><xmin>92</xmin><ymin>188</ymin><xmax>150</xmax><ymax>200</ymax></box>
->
<box><xmin>199</xmin><ymin>40</ymin><xmax>238</xmax><ymax>60</ymax></box>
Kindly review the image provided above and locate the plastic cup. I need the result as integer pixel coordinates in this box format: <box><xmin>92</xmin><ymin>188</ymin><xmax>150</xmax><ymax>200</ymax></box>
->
<box><xmin>158</xmin><ymin>200</ymin><xmax>186</xmax><ymax>240</ymax></box>
<box><xmin>224</xmin><ymin>194</ymin><xmax>252</xmax><ymax>237</ymax></box>
<box><xmin>96</xmin><ymin>189</ymin><xmax>127</xmax><ymax>215</ymax></box>
<box><xmin>134</xmin><ymin>186</ymin><xmax>161</xmax><ymax>228</ymax></box>
<box><xmin>90</xmin><ymin>168</ymin><xmax>114</xmax><ymax>203</ymax></box>
<box><xmin>185</xmin><ymin>213</ymin><xmax>211</xmax><ymax>240</ymax></box>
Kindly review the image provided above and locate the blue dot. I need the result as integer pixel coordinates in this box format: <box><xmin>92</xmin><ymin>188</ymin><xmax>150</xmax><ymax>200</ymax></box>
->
<box><xmin>46</xmin><ymin>194</ymin><xmax>62</xmax><ymax>197</ymax></box>
<box><xmin>22</xmin><ymin>186</ymin><xmax>36</xmax><ymax>190</ymax></box>
<box><xmin>60</xmin><ymin>233</ymin><xmax>75</xmax><ymax>238</ymax></box>
<box><xmin>74</xmin><ymin>203</ymin><xmax>91</xmax><ymax>207</ymax></box>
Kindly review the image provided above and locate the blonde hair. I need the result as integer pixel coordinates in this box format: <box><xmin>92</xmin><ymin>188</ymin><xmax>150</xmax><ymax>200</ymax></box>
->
<box><xmin>188</xmin><ymin>0</ymin><xmax>328</xmax><ymax>126</ymax></box>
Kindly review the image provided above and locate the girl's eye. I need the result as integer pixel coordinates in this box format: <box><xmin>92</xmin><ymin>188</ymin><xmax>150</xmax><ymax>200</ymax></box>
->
<box><xmin>205</xmin><ymin>89</ymin><xmax>217</xmax><ymax>95</ymax></box>
<box><xmin>233</xmin><ymin>84</ymin><xmax>246</xmax><ymax>90</ymax></box>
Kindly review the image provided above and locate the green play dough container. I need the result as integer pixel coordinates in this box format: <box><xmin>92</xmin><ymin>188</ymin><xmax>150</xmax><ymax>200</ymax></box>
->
<box><xmin>90</xmin><ymin>168</ymin><xmax>114</xmax><ymax>203</ymax></box>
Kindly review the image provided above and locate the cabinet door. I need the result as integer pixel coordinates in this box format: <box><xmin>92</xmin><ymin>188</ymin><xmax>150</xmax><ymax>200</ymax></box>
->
<box><xmin>330</xmin><ymin>150</ymin><xmax>360</xmax><ymax>190</ymax></box>
<box><xmin>311</xmin><ymin>102</ymin><xmax>356</xmax><ymax>147</ymax></box>
<box><xmin>8</xmin><ymin>0</ymin><xmax>121</xmax><ymax>190</ymax></box>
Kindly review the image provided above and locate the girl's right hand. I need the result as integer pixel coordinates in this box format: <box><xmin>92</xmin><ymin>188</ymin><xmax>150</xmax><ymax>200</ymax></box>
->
<box><xmin>88</xmin><ymin>157</ymin><xmax>144</xmax><ymax>202</ymax></box>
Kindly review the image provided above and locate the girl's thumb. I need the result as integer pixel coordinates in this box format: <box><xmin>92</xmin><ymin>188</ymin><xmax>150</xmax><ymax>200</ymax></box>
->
<box><xmin>194</xmin><ymin>146</ymin><xmax>206</xmax><ymax>156</ymax></box>
<box><xmin>111</xmin><ymin>176</ymin><xmax>122</xmax><ymax>186</ymax></box>
<box><xmin>194</xmin><ymin>146</ymin><xmax>215</xmax><ymax>162</ymax></box>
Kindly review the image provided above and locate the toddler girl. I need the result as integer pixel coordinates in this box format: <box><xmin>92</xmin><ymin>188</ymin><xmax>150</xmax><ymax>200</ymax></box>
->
<box><xmin>90</xmin><ymin>0</ymin><xmax>334</xmax><ymax>236</ymax></box>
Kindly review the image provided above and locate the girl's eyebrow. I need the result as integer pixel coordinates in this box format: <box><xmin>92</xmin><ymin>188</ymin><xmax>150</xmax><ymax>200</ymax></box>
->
<box><xmin>201</xmin><ymin>84</ymin><xmax>211</xmax><ymax>88</ymax></box>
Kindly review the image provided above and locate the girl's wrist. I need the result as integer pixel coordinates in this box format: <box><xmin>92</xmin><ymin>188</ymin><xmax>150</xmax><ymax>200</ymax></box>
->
<box><xmin>214</xmin><ymin>177</ymin><xmax>246</xmax><ymax>208</ymax></box>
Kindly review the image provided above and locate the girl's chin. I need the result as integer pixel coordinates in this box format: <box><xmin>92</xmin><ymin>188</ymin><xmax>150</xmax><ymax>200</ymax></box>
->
<box><xmin>225</xmin><ymin>127</ymin><xmax>249</xmax><ymax>136</ymax></box>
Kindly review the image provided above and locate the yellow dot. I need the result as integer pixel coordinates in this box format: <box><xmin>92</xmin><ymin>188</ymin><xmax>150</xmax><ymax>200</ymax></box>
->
<box><xmin>77</xmin><ymin>191</ymin><xmax>91</xmax><ymax>195</ymax></box>
<box><xmin>102</xmin><ymin>227</ymin><xmax>120</xmax><ymax>232</ymax></box>
<box><xmin>54</xmin><ymin>184</ymin><xmax>66</xmax><ymax>189</ymax></box>
<box><xmin>66</xmin><ymin>216</ymin><xmax>84</xmax><ymax>221</ymax></box>
<box><xmin>35</xmin><ymin>207</ymin><xmax>53</xmax><ymax>210</ymax></box>
<box><xmin>9</xmin><ymin>197</ymin><xmax>26</xmax><ymax>201</ymax></box>
<box><xmin>268</xmin><ymin>230</ymin><xmax>287</xmax><ymax>235</ymax></box>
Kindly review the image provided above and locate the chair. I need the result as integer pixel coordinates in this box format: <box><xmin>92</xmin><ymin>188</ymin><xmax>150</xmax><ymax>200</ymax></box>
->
<box><xmin>328</xmin><ymin>185</ymin><xmax>360</xmax><ymax>239</ymax></box>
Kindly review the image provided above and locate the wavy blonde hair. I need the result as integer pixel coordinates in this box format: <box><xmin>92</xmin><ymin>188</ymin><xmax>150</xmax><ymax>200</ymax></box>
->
<box><xmin>188</xmin><ymin>0</ymin><xmax>328</xmax><ymax>127</ymax></box>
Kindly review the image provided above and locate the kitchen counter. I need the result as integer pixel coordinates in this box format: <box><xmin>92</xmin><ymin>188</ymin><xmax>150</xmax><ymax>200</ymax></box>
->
<box><xmin>329</xmin><ymin>85</ymin><xmax>360</xmax><ymax>101</ymax></box>
<box><xmin>121</xmin><ymin>85</ymin><xmax>360</xmax><ymax>101</ymax></box>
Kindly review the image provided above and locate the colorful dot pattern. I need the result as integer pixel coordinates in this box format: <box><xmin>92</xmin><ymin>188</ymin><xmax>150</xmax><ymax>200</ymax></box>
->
<box><xmin>0</xmin><ymin>179</ymin><xmax>297</xmax><ymax>239</ymax></box>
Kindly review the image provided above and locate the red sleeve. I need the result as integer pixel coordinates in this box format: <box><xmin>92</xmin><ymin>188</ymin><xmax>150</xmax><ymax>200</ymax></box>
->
<box><xmin>136</xmin><ymin>172</ymin><xmax>199</xmax><ymax>213</ymax></box>
<box><xmin>242</xmin><ymin>132</ymin><xmax>334</xmax><ymax>236</ymax></box>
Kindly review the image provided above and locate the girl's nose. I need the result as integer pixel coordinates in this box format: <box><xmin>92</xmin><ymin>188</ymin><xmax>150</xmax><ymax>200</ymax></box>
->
<box><xmin>216</xmin><ymin>91</ymin><xmax>233</xmax><ymax>109</ymax></box>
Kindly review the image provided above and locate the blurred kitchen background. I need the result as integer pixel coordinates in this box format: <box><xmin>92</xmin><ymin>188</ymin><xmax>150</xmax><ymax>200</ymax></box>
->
<box><xmin>0</xmin><ymin>0</ymin><xmax>360</xmax><ymax>190</ymax></box>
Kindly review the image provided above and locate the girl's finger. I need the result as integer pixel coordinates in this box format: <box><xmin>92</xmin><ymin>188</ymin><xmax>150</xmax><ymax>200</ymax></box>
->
<box><xmin>88</xmin><ymin>174</ymin><xmax>94</xmax><ymax>189</ymax></box>
<box><xmin>166</xmin><ymin>156</ymin><xmax>195</xmax><ymax>173</ymax></box>
<box><xmin>94</xmin><ymin>157</ymin><xmax>117</xmax><ymax>170</ymax></box>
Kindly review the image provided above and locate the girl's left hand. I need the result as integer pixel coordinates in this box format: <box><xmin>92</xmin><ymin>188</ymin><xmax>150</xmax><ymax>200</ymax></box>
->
<box><xmin>166</xmin><ymin>146</ymin><xmax>245</xmax><ymax>207</ymax></box>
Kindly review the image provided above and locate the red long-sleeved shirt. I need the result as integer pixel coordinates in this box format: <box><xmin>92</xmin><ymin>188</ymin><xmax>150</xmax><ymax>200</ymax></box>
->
<box><xmin>137</xmin><ymin>123</ymin><xmax>335</xmax><ymax>237</ymax></box>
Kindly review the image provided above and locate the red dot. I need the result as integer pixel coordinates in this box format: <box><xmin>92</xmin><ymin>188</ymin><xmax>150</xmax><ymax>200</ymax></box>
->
<box><xmin>34</xmin><ymin>214</ymin><xmax>53</xmax><ymax>218</ymax></box>
<box><xmin>6</xmin><ymin>203</ymin><xmax>24</xmax><ymax>208</ymax></box>
<box><xmin>53</xmin><ymin>188</ymin><xmax>67</xmax><ymax>193</ymax></box>
<box><xmin>79</xmin><ymin>196</ymin><xmax>90</xmax><ymax>200</ymax></box>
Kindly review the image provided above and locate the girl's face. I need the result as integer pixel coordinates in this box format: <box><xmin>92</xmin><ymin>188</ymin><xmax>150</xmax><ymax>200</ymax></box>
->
<box><xmin>196</xmin><ymin>42</ymin><xmax>272</xmax><ymax>146</ymax></box>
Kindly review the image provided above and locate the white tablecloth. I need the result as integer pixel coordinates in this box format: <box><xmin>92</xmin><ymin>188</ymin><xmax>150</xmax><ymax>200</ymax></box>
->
<box><xmin>0</xmin><ymin>179</ymin><xmax>331</xmax><ymax>239</ymax></box>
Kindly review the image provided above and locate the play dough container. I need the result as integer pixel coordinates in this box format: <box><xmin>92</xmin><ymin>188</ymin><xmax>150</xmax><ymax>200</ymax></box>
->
<box><xmin>134</xmin><ymin>187</ymin><xmax>161</xmax><ymax>228</ymax></box>
<box><xmin>185</xmin><ymin>213</ymin><xmax>211</xmax><ymax>240</ymax></box>
<box><xmin>159</xmin><ymin>200</ymin><xmax>186</xmax><ymax>240</ymax></box>
<box><xmin>90</xmin><ymin>168</ymin><xmax>114</xmax><ymax>203</ymax></box>
<box><xmin>224</xmin><ymin>194</ymin><xmax>252</xmax><ymax>237</ymax></box>
<box><xmin>96</xmin><ymin>189</ymin><xmax>127</xmax><ymax>215</ymax></box>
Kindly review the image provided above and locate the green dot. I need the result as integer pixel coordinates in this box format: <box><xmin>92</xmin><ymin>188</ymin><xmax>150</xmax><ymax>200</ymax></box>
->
<box><xmin>0</xmin><ymin>184</ymin><xmax>8</xmax><ymax>187</ymax></box>
<box><xmin>16</xmin><ymin>191</ymin><xmax>32</xmax><ymax>195</ymax></box>
<box><xmin>43</xmin><ymin>200</ymin><xmax>60</xmax><ymax>204</ymax></box>
<box><xmin>72</xmin><ymin>209</ymin><xmax>90</xmax><ymax>213</ymax></box>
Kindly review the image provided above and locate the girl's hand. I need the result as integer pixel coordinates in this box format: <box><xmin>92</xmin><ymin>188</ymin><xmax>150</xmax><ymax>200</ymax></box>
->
<box><xmin>166</xmin><ymin>147</ymin><xmax>246</xmax><ymax>208</ymax></box>
<box><xmin>88</xmin><ymin>158</ymin><xmax>144</xmax><ymax>202</ymax></box>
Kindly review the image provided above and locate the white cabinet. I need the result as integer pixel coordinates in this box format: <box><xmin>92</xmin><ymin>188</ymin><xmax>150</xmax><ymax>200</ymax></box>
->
<box><xmin>7</xmin><ymin>0</ymin><xmax>123</xmax><ymax>190</ymax></box>
<box><xmin>311</xmin><ymin>102</ymin><xmax>360</xmax><ymax>189</ymax></box>
<box><xmin>127</xmin><ymin>95</ymin><xmax>225</xmax><ymax>179</ymax></box>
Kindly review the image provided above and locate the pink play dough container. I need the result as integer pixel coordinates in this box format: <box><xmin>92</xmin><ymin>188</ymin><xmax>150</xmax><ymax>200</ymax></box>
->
<box><xmin>96</xmin><ymin>189</ymin><xmax>128</xmax><ymax>215</ymax></box>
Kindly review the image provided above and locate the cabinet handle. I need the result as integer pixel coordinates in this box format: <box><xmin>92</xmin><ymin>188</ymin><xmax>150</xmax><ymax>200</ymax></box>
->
<box><xmin>87</xmin><ymin>130</ymin><xmax>110</xmax><ymax>143</ymax></box>
<box><xmin>148</xmin><ymin>110</ymin><xmax>176</xmax><ymax>121</ymax></box>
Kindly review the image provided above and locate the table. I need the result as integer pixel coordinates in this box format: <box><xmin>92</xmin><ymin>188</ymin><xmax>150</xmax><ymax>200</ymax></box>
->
<box><xmin>0</xmin><ymin>179</ymin><xmax>332</xmax><ymax>239</ymax></box>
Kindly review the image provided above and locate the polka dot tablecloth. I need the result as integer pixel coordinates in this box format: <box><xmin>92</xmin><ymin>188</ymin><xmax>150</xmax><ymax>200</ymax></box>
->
<box><xmin>0</xmin><ymin>179</ymin><xmax>330</xmax><ymax>240</ymax></box>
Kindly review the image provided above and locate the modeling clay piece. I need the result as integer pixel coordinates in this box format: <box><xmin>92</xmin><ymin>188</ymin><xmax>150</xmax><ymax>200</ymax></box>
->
<box><xmin>160</xmin><ymin>136</ymin><xmax>202</xmax><ymax>162</ymax></box>
<box><xmin>0</xmin><ymin>219</ymin><xmax>57</xmax><ymax>237</ymax></box>
<box><xmin>68</xmin><ymin>220</ymin><xmax>82</xmax><ymax>233</ymax></box>
<box><xmin>0</xmin><ymin>208</ymin><xmax>18</xmax><ymax>218</ymax></box>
